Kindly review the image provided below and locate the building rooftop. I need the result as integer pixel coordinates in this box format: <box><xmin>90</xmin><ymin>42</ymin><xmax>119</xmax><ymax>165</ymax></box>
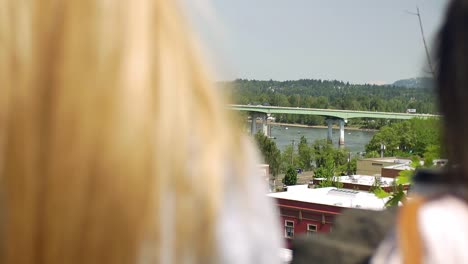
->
<box><xmin>364</xmin><ymin>157</ymin><xmax>412</xmax><ymax>164</ymax></box>
<box><xmin>383</xmin><ymin>163</ymin><xmax>415</xmax><ymax>171</ymax></box>
<box><xmin>315</xmin><ymin>175</ymin><xmax>396</xmax><ymax>187</ymax></box>
<box><xmin>383</xmin><ymin>159</ymin><xmax>448</xmax><ymax>170</ymax></box>
<box><xmin>268</xmin><ymin>185</ymin><xmax>387</xmax><ymax>210</ymax></box>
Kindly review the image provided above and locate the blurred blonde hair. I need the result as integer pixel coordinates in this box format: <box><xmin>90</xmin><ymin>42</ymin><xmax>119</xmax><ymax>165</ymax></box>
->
<box><xmin>0</xmin><ymin>0</ymin><xmax>245</xmax><ymax>263</ymax></box>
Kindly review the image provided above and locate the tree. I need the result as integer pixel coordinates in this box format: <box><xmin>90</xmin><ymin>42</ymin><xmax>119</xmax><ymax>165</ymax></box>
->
<box><xmin>283</xmin><ymin>166</ymin><xmax>298</xmax><ymax>186</ymax></box>
<box><xmin>312</xmin><ymin>139</ymin><xmax>350</xmax><ymax>174</ymax></box>
<box><xmin>365</xmin><ymin>150</ymin><xmax>380</xmax><ymax>158</ymax></box>
<box><xmin>365</xmin><ymin>118</ymin><xmax>441</xmax><ymax>158</ymax></box>
<box><xmin>254</xmin><ymin>132</ymin><xmax>281</xmax><ymax>177</ymax></box>
<box><xmin>312</xmin><ymin>139</ymin><xmax>334</xmax><ymax>168</ymax></box>
<box><xmin>332</xmin><ymin>148</ymin><xmax>349</xmax><ymax>175</ymax></box>
<box><xmin>348</xmin><ymin>157</ymin><xmax>358</xmax><ymax>175</ymax></box>
<box><xmin>314</xmin><ymin>155</ymin><xmax>335</xmax><ymax>179</ymax></box>
<box><xmin>280</xmin><ymin>145</ymin><xmax>300</xmax><ymax>173</ymax></box>
<box><xmin>365</xmin><ymin>126</ymin><xmax>400</xmax><ymax>157</ymax></box>
<box><xmin>298</xmin><ymin>136</ymin><xmax>313</xmax><ymax>171</ymax></box>
<box><xmin>423</xmin><ymin>144</ymin><xmax>440</xmax><ymax>168</ymax></box>
<box><xmin>311</xmin><ymin>139</ymin><xmax>347</xmax><ymax>188</ymax></box>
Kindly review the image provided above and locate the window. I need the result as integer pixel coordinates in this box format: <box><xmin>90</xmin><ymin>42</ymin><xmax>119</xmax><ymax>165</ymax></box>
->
<box><xmin>307</xmin><ymin>224</ymin><xmax>317</xmax><ymax>236</ymax></box>
<box><xmin>284</xmin><ymin>220</ymin><xmax>294</xmax><ymax>238</ymax></box>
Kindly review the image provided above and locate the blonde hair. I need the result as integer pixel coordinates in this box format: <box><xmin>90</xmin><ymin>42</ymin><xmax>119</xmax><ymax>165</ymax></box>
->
<box><xmin>0</xmin><ymin>0</ymin><xmax>246</xmax><ymax>263</ymax></box>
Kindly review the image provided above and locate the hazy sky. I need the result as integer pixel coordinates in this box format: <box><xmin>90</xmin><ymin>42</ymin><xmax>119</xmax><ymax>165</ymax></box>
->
<box><xmin>182</xmin><ymin>0</ymin><xmax>449</xmax><ymax>84</ymax></box>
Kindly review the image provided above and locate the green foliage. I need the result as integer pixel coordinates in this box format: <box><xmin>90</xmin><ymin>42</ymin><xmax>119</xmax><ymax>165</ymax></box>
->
<box><xmin>423</xmin><ymin>156</ymin><xmax>434</xmax><ymax>169</ymax></box>
<box><xmin>222</xmin><ymin>79</ymin><xmax>436</xmax><ymax>128</ymax></box>
<box><xmin>396</xmin><ymin>170</ymin><xmax>413</xmax><ymax>185</ymax></box>
<box><xmin>280</xmin><ymin>145</ymin><xmax>300</xmax><ymax>173</ymax></box>
<box><xmin>365</xmin><ymin>151</ymin><xmax>380</xmax><ymax>158</ymax></box>
<box><xmin>348</xmin><ymin>157</ymin><xmax>358</xmax><ymax>175</ymax></box>
<box><xmin>314</xmin><ymin>155</ymin><xmax>335</xmax><ymax>179</ymax></box>
<box><xmin>316</xmin><ymin>175</ymin><xmax>343</xmax><ymax>188</ymax></box>
<box><xmin>311</xmin><ymin>139</ymin><xmax>353</xmax><ymax>188</ymax></box>
<box><xmin>365</xmin><ymin>118</ymin><xmax>441</xmax><ymax>158</ymax></box>
<box><xmin>385</xmin><ymin>185</ymin><xmax>406</xmax><ymax>207</ymax></box>
<box><xmin>373</xmin><ymin>183</ymin><xmax>406</xmax><ymax>207</ymax></box>
<box><xmin>369</xmin><ymin>175</ymin><xmax>384</xmax><ymax>193</ymax></box>
<box><xmin>298</xmin><ymin>136</ymin><xmax>313</xmax><ymax>171</ymax></box>
<box><xmin>312</xmin><ymin>139</ymin><xmax>334</xmax><ymax>168</ymax></box>
<box><xmin>373</xmin><ymin>187</ymin><xmax>391</xmax><ymax>199</ymax></box>
<box><xmin>384</xmin><ymin>168</ymin><xmax>415</xmax><ymax>207</ymax></box>
<box><xmin>312</xmin><ymin>139</ymin><xmax>351</xmax><ymax>176</ymax></box>
<box><xmin>423</xmin><ymin>144</ymin><xmax>440</xmax><ymax>168</ymax></box>
<box><xmin>254</xmin><ymin>132</ymin><xmax>281</xmax><ymax>176</ymax></box>
<box><xmin>283</xmin><ymin>166</ymin><xmax>298</xmax><ymax>186</ymax></box>
<box><xmin>410</xmin><ymin>156</ymin><xmax>422</xmax><ymax>169</ymax></box>
<box><xmin>334</xmin><ymin>180</ymin><xmax>344</xmax><ymax>188</ymax></box>
<box><xmin>373</xmin><ymin>160</ymin><xmax>418</xmax><ymax>207</ymax></box>
<box><xmin>277</xmin><ymin>138</ymin><xmax>355</xmax><ymax>178</ymax></box>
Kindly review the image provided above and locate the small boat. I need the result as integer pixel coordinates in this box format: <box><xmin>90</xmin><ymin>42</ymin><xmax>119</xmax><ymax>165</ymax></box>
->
<box><xmin>285</xmin><ymin>127</ymin><xmax>289</xmax><ymax>130</ymax></box>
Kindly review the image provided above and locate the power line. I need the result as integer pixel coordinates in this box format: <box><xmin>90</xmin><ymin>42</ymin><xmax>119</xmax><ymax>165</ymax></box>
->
<box><xmin>405</xmin><ymin>6</ymin><xmax>435</xmax><ymax>79</ymax></box>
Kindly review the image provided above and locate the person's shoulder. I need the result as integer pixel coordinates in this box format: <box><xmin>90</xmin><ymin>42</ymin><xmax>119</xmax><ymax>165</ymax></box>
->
<box><xmin>418</xmin><ymin>195</ymin><xmax>468</xmax><ymax>263</ymax></box>
<box><xmin>420</xmin><ymin>195</ymin><xmax>468</xmax><ymax>223</ymax></box>
<box><xmin>418</xmin><ymin>195</ymin><xmax>468</xmax><ymax>241</ymax></box>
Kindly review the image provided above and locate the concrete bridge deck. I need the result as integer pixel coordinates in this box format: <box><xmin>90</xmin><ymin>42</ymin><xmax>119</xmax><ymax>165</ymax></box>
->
<box><xmin>229</xmin><ymin>104</ymin><xmax>439</xmax><ymax>120</ymax></box>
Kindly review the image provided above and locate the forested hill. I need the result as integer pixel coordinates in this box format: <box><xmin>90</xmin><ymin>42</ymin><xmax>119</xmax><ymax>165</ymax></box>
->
<box><xmin>392</xmin><ymin>77</ymin><xmax>434</xmax><ymax>89</ymax></box>
<box><xmin>222</xmin><ymin>79</ymin><xmax>437</xmax><ymax>114</ymax></box>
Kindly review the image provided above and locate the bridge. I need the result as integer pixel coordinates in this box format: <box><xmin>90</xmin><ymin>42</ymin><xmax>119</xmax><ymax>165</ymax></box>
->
<box><xmin>228</xmin><ymin>104</ymin><xmax>440</xmax><ymax>145</ymax></box>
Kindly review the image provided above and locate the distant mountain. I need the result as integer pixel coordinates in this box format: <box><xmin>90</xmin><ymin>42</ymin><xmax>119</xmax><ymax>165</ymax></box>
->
<box><xmin>392</xmin><ymin>77</ymin><xmax>434</xmax><ymax>89</ymax></box>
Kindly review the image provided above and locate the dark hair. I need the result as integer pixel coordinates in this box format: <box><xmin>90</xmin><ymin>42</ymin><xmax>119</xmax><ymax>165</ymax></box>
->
<box><xmin>437</xmin><ymin>0</ymin><xmax>468</xmax><ymax>185</ymax></box>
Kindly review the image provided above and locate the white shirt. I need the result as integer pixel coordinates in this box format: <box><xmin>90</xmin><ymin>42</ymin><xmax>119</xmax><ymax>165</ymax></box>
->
<box><xmin>372</xmin><ymin>195</ymin><xmax>468</xmax><ymax>264</ymax></box>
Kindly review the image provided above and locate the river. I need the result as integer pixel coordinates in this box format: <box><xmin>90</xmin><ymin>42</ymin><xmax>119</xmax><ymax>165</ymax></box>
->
<box><xmin>269</xmin><ymin>124</ymin><xmax>375</xmax><ymax>154</ymax></box>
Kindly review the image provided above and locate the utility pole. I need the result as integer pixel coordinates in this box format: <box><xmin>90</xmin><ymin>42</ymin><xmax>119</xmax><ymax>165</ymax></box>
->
<box><xmin>291</xmin><ymin>139</ymin><xmax>295</xmax><ymax>165</ymax></box>
<box><xmin>380</xmin><ymin>143</ymin><xmax>386</xmax><ymax>158</ymax></box>
<box><xmin>406</xmin><ymin>6</ymin><xmax>436</xmax><ymax>79</ymax></box>
<box><xmin>347</xmin><ymin>152</ymin><xmax>351</xmax><ymax>176</ymax></box>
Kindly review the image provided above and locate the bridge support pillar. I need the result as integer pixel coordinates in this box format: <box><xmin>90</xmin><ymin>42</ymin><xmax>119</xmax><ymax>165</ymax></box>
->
<box><xmin>250</xmin><ymin>112</ymin><xmax>269</xmax><ymax>136</ymax></box>
<box><xmin>326</xmin><ymin>119</ymin><xmax>333</xmax><ymax>143</ymax></box>
<box><xmin>262</xmin><ymin>117</ymin><xmax>269</xmax><ymax>137</ymax></box>
<box><xmin>250</xmin><ymin>113</ymin><xmax>258</xmax><ymax>135</ymax></box>
<box><xmin>339</xmin><ymin>119</ymin><xmax>345</xmax><ymax>146</ymax></box>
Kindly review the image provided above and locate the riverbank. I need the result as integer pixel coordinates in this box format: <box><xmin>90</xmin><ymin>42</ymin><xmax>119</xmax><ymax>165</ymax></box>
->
<box><xmin>271</xmin><ymin>122</ymin><xmax>378</xmax><ymax>132</ymax></box>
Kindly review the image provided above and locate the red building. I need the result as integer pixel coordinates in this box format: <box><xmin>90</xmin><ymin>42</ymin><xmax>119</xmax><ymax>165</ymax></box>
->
<box><xmin>268</xmin><ymin>185</ymin><xmax>387</xmax><ymax>248</ymax></box>
<box><xmin>381</xmin><ymin>163</ymin><xmax>414</xmax><ymax>178</ymax></box>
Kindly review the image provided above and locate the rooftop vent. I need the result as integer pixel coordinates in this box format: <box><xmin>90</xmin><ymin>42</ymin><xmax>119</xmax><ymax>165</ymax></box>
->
<box><xmin>327</xmin><ymin>189</ymin><xmax>359</xmax><ymax>197</ymax></box>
